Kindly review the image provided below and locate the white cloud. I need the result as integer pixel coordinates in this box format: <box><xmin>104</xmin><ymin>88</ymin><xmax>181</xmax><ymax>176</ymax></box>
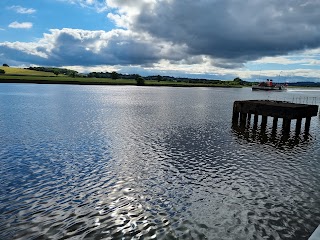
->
<box><xmin>9</xmin><ymin>5</ymin><xmax>36</xmax><ymax>14</ymax></box>
<box><xmin>8</xmin><ymin>22</ymin><xmax>33</xmax><ymax>29</ymax></box>
<box><xmin>0</xmin><ymin>41</ymin><xmax>48</xmax><ymax>58</ymax></box>
<box><xmin>250</xmin><ymin>47</ymin><xmax>320</xmax><ymax>67</ymax></box>
<box><xmin>62</xmin><ymin>64</ymin><xmax>120</xmax><ymax>73</ymax></box>
<box><xmin>1</xmin><ymin>27</ymin><xmax>320</xmax><ymax>81</ymax></box>
<box><xmin>253</xmin><ymin>56</ymin><xmax>308</xmax><ymax>65</ymax></box>
<box><xmin>0</xmin><ymin>28</ymin><xmax>189</xmax><ymax>66</ymax></box>
<box><xmin>58</xmin><ymin>0</ymin><xmax>109</xmax><ymax>12</ymax></box>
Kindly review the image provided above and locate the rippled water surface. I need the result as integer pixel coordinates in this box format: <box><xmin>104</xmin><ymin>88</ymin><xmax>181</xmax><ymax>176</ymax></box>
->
<box><xmin>0</xmin><ymin>84</ymin><xmax>319</xmax><ymax>239</ymax></box>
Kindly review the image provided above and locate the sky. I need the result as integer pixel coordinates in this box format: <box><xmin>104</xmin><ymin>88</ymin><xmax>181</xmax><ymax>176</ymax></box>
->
<box><xmin>1</xmin><ymin>0</ymin><xmax>320</xmax><ymax>82</ymax></box>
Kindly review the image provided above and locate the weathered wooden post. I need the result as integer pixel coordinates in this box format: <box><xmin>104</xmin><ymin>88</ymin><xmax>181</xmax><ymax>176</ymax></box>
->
<box><xmin>240</xmin><ymin>112</ymin><xmax>247</xmax><ymax>127</ymax></box>
<box><xmin>305</xmin><ymin>117</ymin><xmax>311</xmax><ymax>133</ymax></box>
<box><xmin>295</xmin><ymin>118</ymin><xmax>302</xmax><ymax>135</ymax></box>
<box><xmin>261</xmin><ymin>115</ymin><xmax>268</xmax><ymax>130</ymax></box>
<box><xmin>272</xmin><ymin>117</ymin><xmax>278</xmax><ymax>133</ymax></box>
<box><xmin>232</xmin><ymin>108</ymin><xmax>239</xmax><ymax>125</ymax></box>
<box><xmin>282</xmin><ymin>118</ymin><xmax>291</xmax><ymax>134</ymax></box>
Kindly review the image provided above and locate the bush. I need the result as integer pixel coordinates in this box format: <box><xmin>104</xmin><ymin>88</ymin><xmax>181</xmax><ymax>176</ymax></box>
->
<box><xmin>111</xmin><ymin>71</ymin><xmax>119</xmax><ymax>80</ymax></box>
<box><xmin>0</xmin><ymin>69</ymin><xmax>5</xmax><ymax>74</ymax></box>
<box><xmin>136</xmin><ymin>76</ymin><xmax>145</xmax><ymax>86</ymax></box>
<box><xmin>2</xmin><ymin>64</ymin><xmax>9</xmax><ymax>67</ymax></box>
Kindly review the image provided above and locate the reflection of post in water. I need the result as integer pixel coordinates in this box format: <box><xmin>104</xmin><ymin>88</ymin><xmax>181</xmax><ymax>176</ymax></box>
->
<box><xmin>232</xmin><ymin>120</ymin><xmax>311</xmax><ymax>148</ymax></box>
<box><xmin>261</xmin><ymin>115</ymin><xmax>268</xmax><ymax>131</ymax></box>
<box><xmin>295</xmin><ymin>118</ymin><xmax>302</xmax><ymax>135</ymax></box>
<box><xmin>253</xmin><ymin>114</ymin><xmax>259</xmax><ymax>130</ymax></box>
<box><xmin>232</xmin><ymin>100</ymin><xmax>319</xmax><ymax>137</ymax></box>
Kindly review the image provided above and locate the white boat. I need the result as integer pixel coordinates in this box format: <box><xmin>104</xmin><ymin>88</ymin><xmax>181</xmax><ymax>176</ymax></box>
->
<box><xmin>252</xmin><ymin>79</ymin><xmax>287</xmax><ymax>91</ymax></box>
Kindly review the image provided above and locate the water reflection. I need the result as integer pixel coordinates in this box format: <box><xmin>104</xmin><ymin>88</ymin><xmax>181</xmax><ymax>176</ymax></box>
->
<box><xmin>231</xmin><ymin>123</ymin><xmax>312</xmax><ymax>149</ymax></box>
<box><xmin>1</xmin><ymin>85</ymin><xmax>320</xmax><ymax>240</ymax></box>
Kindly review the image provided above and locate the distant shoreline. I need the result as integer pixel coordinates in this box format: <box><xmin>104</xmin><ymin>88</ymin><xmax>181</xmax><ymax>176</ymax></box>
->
<box><xmin>0</xmin><ymin>78</ymin><xmax>132</xmax><ymax>86</ymax></box>
<box><xmin>1</xmin><ymin>67</ymin><xmax>320</xmax><ymax>88</ymax></box>
<box><xmin>2</xmin><ymin>78</ymin><xmax>320</xmax><ymax>89</ymax></box>
<box><xmin>0</xmin><ymin>77</ymin><xmax>242</xmax><ymax>88</ymax></box>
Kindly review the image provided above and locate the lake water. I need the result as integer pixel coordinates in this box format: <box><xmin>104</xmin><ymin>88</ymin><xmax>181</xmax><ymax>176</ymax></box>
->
<box><xmin>0</xmin><ymin>83</ymin><xmax>319</xmax><ymax>240</ymax></box>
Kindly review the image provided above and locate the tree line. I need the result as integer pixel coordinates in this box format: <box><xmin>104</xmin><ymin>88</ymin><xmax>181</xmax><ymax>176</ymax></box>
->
<box><xmin>2</xmin><ymin>64</ymin><xmax>250</xmax><ymax>85</ymax></box>
<box><xmin>87</xmin><ymin>71</ymin><xmax>248</xmax><ymax>85</ymax></box>
<box><xmin>26</xmin><ymin>67</ymin><xmax>78</xmax><ymax>77</ymax></box>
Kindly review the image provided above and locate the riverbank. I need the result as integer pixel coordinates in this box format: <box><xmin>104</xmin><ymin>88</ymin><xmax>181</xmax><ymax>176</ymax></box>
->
<box><xmin>0</xmin><ymin>75</ymin><xmax>243</xmax><ymax>88</ymax></box>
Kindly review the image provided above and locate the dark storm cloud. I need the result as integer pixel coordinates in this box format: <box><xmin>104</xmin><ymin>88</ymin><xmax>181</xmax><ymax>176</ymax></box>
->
<box><xmin>132</xmin><ymin>0</ymin><xmax>320</xmax><ymax>67</ymax></box>
<box><xmin>0</xmin><ymin>46</ymin><xmax>39</xmax><ymax>66</ymax></box>
<box><xmin>0</xmin><ymin>28</ymin><xmax>187</xmax><ymax>67</ymax></box>
<box><xmin>49</xmin><ymin>30</ymin><xmax>168</xmax><ymax>66</ymax></box>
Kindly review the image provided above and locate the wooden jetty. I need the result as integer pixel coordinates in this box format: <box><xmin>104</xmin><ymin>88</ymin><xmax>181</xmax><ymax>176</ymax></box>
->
<box><xmin>232</xmin><ymin>100</ymin><xmax>319</xmax><ymax>134</ymax></box>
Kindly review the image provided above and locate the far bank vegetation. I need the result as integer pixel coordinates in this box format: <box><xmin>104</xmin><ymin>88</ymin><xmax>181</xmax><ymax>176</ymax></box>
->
<box><xmin>0</xmin><ymin>65</ymin><xmax>250</xmax><ymax>87</ymax></box>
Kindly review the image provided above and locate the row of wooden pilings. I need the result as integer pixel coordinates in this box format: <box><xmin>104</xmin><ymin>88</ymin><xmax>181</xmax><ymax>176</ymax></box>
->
<box><xmin>232</xmin><ymin>100</ymin><xmax>319</xmax><ymax>135</ymax></box>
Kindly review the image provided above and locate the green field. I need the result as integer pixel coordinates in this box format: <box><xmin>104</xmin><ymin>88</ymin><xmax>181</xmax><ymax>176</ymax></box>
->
<box><xmin>0</xmin><ymin>67</ymin><xmax>242</xmax><ymax>87</ymax></box>
<box><xmin>0</xmin><ymin>75</ymin><xmax>136</xmax><ymax>85</ymax></box>
<box><xmin>0</xmin><ymin>66</ymin><xmax>57</xmax><ymax>76</ymax></box>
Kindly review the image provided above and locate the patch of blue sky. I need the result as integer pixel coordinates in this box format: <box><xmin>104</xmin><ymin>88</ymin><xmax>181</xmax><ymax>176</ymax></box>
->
<box><xmin>0</xmin><ymin>0</ymin><xmax>116</xmax><ymax>42</ymax></box>
<box><xmin>245</xmin><ymin>62</ymin><xmax>319</xmax><ymax>71</ymax></box>
<box><xmin>259</xmin><ymin>63</ymin><xmax>320</xmax><ymax>70</ymax></box>
<box><xmin>245</xmin><ymin>62</ymin><xmax>285</xmax><ymax>71</ymax></box>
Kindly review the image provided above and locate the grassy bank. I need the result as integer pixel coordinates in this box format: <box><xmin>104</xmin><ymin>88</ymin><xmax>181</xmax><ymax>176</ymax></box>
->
<box><xmin>0</xmin><ymin>66</ymin><xmax>56</xmax><ymax>76</ymax></box>
<box><xmin>0</xmin><ymin>75</ymin><xmax>242</xmax><ymax>87</ymax></box>
<box><xmin>0</xmin><ymin>75</ymin><xmax>136</xmax><ymax>85</ymax></box>
<box><xmin>0</xmin><ymin>67</ymin><xmax>242</xmax><ymax>88</ymax></box>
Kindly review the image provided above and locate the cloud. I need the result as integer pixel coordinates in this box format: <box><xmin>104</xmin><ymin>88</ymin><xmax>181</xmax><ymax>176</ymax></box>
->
<box><xmin>58</xmin><ymin>0</ymin><xmax>108</xmax><ymax>12</ymax></box>
<box><xmin>1</xmin><ymin>27</ymin><xmax>320</xmax><ymax>81</ymax></box>
<box><xmin>0</xmin><ymin>28</ymin><xmax>189</xmax><ymax>67</ymax></box>
<box><xmin>48</xmin><ymin>0</ymin><xmax>320</xmax><ymax>70</ymax></box>
<box><xmin>105</xmin><ymin>0</ymin><xmax>320</xmax><ymax>68</ymax></box>
<box><xmin>8</xmin><ymin>22</ymin><xmax>33</xmax><ymax>29</ymax></box>
<box><xmin>252</xmin><ymin>56</ymin><xmax>308</xmax><ymax>65</ymax></box>
<box><xmin>9</xmin><ymin>5</ymin><xmax>36</xmax><ymax>14</ymax></box>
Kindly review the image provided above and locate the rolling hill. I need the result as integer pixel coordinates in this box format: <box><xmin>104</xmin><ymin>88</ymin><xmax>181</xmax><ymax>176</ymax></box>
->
<box><xmin>0</xmin><ymin>67</ymin><xmax>56</xmax><ymax>76</ymax></box>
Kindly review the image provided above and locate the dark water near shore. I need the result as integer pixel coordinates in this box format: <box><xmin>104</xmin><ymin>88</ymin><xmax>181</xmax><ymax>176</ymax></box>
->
<box><xmin>0</xmin><ymin>83</ymin><xmax>319</xmax><ymax>240</ymax></box>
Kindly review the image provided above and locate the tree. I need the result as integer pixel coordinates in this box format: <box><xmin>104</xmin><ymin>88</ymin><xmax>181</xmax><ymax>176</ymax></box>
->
<box><xmin>157</xmin><ymin>75</ymin><xmax>163</xmax><ymax>82</ymax></box>
<box><xmin>136</xmin><ymin>76</ymin><xmax>145</xmax><ymax>86</ymax></box>
<box><xmin>233</xmin><ymin>77</ymin><xmax>244</xmax><ymax>85</ymax></box>
<box><xmin>0</xmin><ymin>69</ymin><xmax>5</xmax><ymax>74</ymax></box>
<box><xmin>53</xmin><ymin>70</ymin><xmax>59</xmax><ymax>76</ymax></box>
<box><xmin>70</xmin><ymin>72</ymin><xmax>76</xmax><ymax>78</ymax></box>
<box><xmin>111</xmin><ymin>71</ymin><xmax>119</xmax><ymax>80</ymax></box>
<box><xmin>2</xmin><ymin>63</ymin><xmax>9</xmax><ymax>67</ymax></box>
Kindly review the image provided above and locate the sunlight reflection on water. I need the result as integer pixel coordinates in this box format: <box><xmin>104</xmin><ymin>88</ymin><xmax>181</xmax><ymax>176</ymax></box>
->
<box><xmin>0</xmin><ymin>84</ymin><xmax>319</xmax><ymax>239</ymax></box>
